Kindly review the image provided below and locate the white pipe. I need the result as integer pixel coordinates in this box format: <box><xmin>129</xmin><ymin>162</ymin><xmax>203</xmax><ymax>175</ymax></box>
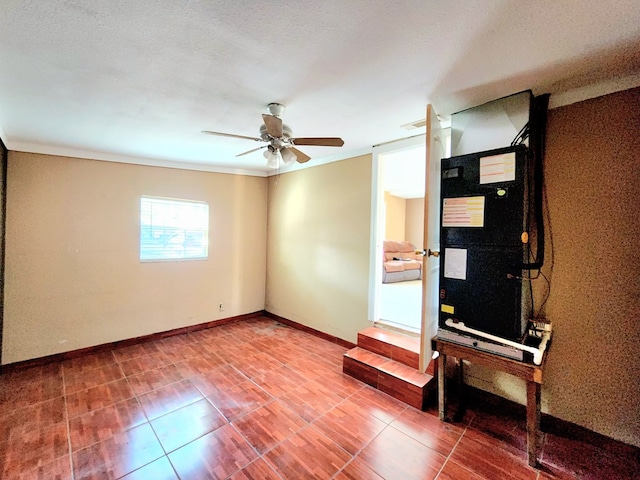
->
<box><xmin>444</xmin><ymin>319</ymin><xmax>550</xmax><ymax>365</ymax></box>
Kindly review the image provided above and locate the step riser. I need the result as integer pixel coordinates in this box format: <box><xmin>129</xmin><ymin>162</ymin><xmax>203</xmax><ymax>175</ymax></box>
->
<box><xmin>343</xmin><ymin>355</ymin><xmax>427</xmax><ymax>410</ymax></box>
<box><xmin>357</xmin><ymin>331</ymin><xmax>419</xmax><ymax>369</ymax></box>
<box><xmin>343</xmin><ymin>355</ymin><xmax>378</xmax><ymax>388</ymax></box>
<box><xmin>379</xmin><ymin>372</ymin><xmax>425</xmax><ymax>410</ymax></box>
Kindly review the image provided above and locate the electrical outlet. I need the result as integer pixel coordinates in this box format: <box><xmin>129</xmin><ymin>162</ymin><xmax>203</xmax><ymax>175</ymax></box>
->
<box><xmin>219</xmin><ymin>303</ymin><xmax>224</xmax><ymax>312</ymax></box>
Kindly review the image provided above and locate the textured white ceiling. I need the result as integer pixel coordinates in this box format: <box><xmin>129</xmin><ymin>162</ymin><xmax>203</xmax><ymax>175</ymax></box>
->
<box><xmin>383</xmin><ymin>144</ymin><xmax>427</xmax><ymax>200</ymax></box>
<box><xmin>1</xmin><ymin>0</ymin><xmax>639</xmax><ymax>176</ymax></box>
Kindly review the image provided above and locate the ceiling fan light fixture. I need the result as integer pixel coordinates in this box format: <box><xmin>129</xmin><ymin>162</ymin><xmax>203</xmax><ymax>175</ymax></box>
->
<box><xmin>280</xmin><ymin>146</ymin><xmax>297</xmax><ymax>165</ymax></box>
<box><xmin>203</xmin><ymin>102</ymin><xmax>344</xmax><ymax>169</ymax></box>
<box><xmin>264</xmin><ymin>146</ymin><xmax>281</xmax><ymax>168</ymax></box>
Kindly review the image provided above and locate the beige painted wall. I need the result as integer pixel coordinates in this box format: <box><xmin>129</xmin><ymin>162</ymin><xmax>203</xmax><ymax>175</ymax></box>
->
<box><xmin>405</xmin><ymin>197</ymin><xmax>425</xmax><ymax>248</ymax></box>
<box><xmin>465</xmin><ymin>87</ymin><xmax>640</xmax><ymax>447</ymax></box>
<box><xmin>3</xmin><ymin>152</ymin><xmax>267</xmax><ymax>364</ymax></box>
<box><xmin>265</xmin><ymin>155</ymin><xmax>372</xmax><ymax>344</ymax></box>
<box><xmin>384</xmin><ymin>192</ymin><xmax>406</xmax><ymax>241</ymax></box>
<box><xmin>0</xmin><ymin>141</ymin><xmax>5</xmax><ymax>364</ymax></box>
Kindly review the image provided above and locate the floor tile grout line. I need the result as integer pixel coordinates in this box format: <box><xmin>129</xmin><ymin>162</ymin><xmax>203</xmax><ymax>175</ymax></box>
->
<box><xmin>464</xmin><ymin>413</ymin><xmax>538</xmax><ymax>470</ymax></box>
<box><xmin>138</xmin><ymin>395</ymin><xmax>177</xmax><ymax>477</ymax></box>
<box><xmin>255</xmin><ymin>455</ymin><xmax>287</xmax><ymax>480</ymax></box>
<box><xmin>297</xmin><ymin>419</ymin><xmax>359</xmax><ymax>477</ymax></box>
<box><xmin>324</xmin><ymin>387</ymin><xmax>466</xmax><ymax>478</ymax></box>
<box><xmin>11</xmin><ymin>316</ymin><xmax>626</xmax><ymax>478</ymax></box>
<box><xmin>228</xmin><ymin>420</ymin><xmax>269</xmax><ymax>470</ymax></box>
<box><xmin>123</xmin><ymin>332</ymin><xmax>282</xmax><ymax>426</ymax></box>
<box><xmin>126</xmin><ymin>334</ymin><xmax>295</xmax><ymax>468</ymax></box>
<box><xmin>433</xmin><ymin>422</ymin><xmax>471</xmax><ymax>480</ymax></box>
<box><xmin>248</xmin><ymin>421</ymin><xmax>340</xmax><ymax>479</ymax></box>
<box><xmin>231</xmin><ymin>396</ymin><xmax>310</xmax><ymax>451</ymax></box>
<box><xmin>61</xmin><ymin>363</ymin><xmax>76</xmax><ymax>480</ymax></box>
<box><xmin>84</xmin><ymin>354</ymin><xmax>168</xmax><ymax>479</ymax></box>
<box><xmin>330</xmin><ymin>456</ymin><xmax>356</xmax><ymax>480</ymax></box>
<box><xmin>144</xmin><ymin>397</ymin><xmax>231</xmax><ymax>456</ymax></box>
<box><xmin>321</xmin><ymin>388</ymin><xmax>413</xmax><ymax>475</ymax></box>
<box><xmin>66</xmin><ymin>363</ymin><xmax>146</xmax><ymax>457</ymax></box>
<box><xmin>343</xmin><ymin>422</ymin><xmax>394</xmax><ymax>479</ymax></box>
<box><xmin>61</xmin><ymin>328</ymin><xmax>387</xmax><ymax>478</ymax></box>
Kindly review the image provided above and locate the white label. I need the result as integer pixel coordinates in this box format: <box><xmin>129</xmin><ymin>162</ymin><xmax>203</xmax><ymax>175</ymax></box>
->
<box><xmin>444</xmin><ymin>248</ymin><xmax>467</xmax><ymax>280</ymax></box>
<box><xmin>480</xmin><ymin>152</ymin><xmax>516</xmax><ymax>184</ymax></box>
<box><xmin>442</xmin><ymin>196</ymin><xmax>485</xmax><ymax>227</ymax></box>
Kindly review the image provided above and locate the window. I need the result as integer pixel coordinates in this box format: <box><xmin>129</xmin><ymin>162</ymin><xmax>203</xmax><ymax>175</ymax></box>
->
<box><xmin>140</xmin><ymin>196</ymin><xmax>209</xmax><ymax>261</ymax></box>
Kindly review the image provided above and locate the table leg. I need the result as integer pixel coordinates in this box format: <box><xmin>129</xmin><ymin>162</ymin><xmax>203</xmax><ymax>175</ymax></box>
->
<box><xmin>453</xmin><ymin>358</ymin><xmax>466</xmax><ymax>422</ymax></box>
<box><xmin>526</xmin><ymin>381</ymin><xmax>541</xmax><ymax>467</ymax></box>
<box><xmin>438</xmin><ymin>352</ymin><xmax>446</xmax><ymax>421</ymax></box>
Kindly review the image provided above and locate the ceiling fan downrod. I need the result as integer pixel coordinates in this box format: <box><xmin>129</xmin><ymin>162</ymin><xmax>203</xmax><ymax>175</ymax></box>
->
<box><xmin>267</xmin><ymin>103</ymin><xmax>285</xmax><ymax>117</ymax></box>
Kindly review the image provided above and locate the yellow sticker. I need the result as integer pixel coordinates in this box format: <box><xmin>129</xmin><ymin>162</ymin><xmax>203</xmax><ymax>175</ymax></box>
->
<box><xmin>441</xmin><ymin>304</ymin><xmax>455</xmax><ymax>314</ymax></box>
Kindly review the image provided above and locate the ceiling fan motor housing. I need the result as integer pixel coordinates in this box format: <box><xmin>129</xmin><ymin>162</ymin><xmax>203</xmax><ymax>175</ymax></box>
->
<box><xmin>267</xmin><ymin>102</ymin><xmax>285</xmax><ymax>117</ymax></box>
<box><xmin>260</xmin><ymin>124</ymin><xmax>292</xmax><ymax>143</ymax></box>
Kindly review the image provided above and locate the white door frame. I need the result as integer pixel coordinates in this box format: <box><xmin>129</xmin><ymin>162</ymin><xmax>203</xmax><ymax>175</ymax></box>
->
<box><xmin>368</xmin><ymin>135</ymin><xmax>426</xmax><ymax>323</ymax></box>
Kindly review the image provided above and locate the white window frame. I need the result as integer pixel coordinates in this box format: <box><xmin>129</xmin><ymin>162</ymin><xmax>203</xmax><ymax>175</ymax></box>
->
<box><xmin>139</xmin><ymin>196</ymin><xmax>209</xmax><ymax>262</ymax></box>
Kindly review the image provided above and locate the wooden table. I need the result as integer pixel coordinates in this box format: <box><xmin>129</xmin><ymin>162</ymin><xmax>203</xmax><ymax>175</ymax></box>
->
<box><xmin>432</xmin><ymin>336</ymin><xmax>548</xmax><ymax>468</ymax></box>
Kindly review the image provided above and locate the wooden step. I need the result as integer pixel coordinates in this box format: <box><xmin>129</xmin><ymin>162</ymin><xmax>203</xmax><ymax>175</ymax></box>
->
<box><xmin>343</xmin><ymin>347</ymin><xmax>434</xmax><ymax>410</ymax></box>
<box><xmin>358</xmin><ymin>326</ymin><xmax>420</xmax><ymax>369</ymax></box>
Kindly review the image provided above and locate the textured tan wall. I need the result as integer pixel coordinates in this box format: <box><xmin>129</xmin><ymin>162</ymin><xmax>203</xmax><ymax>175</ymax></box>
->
<box><xmin>265</xmin><ymin>155</ymin><xmax>372</xmax><ymax>343</ymax></box>
<box><xmin>384</xmin><ymin>192</ymin><xmax>406</xmax><ymax>241</ymax></box>
<box><xmin>405</xmin><ymin>197</ymin><xmax>425</xmax><ymax>248</ymax></box>
<box><xmin>3</xmin><ymin>152</ymin><xmax>267</xmax><ymax>364</ymax></box>
<box><xmin>465</xmin><ymin>87</ymin><xmax>640</xmax><ymax>447</ymax></box>
<box><xmin>0</xmin><ymin>140</ymin><xmax>5</xmax><ymax>365</ymax></box>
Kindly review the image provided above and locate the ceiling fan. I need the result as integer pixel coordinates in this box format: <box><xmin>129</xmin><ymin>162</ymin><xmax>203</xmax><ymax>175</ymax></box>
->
<box><xmin>202</xmin><ymin>103</ymin><xmax>344</xmax><ymax>168</ymax></box>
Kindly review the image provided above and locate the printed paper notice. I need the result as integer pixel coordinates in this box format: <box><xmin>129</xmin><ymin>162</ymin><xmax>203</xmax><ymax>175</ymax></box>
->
<box><xmin>442</xmin><ymin>196</ymin><xmax>485</xmax><ymax>227</ymax></box>
<box><xmin>444</xmin><ymin>248</ymin><xmax>467</xmax><ymax>280</ymax></box>
<box><xmin>480</xmin><ymin>152</ymin><xmax>516</xmax><ymax>184</ymax></box>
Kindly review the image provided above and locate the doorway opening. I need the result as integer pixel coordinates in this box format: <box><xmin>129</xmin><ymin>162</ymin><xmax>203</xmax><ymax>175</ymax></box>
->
<box><xmin>368</xmin><ymin>125</ymin><xmax>450</xmax><ymax>336</ymax></box>
<box><xmin>369</xmin><ymin>136</ymin><xmax>426</xmax><ymax>335</ymax></box>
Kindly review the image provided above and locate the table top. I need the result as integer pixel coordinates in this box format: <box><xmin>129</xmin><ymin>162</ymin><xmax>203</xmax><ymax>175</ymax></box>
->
<box><xmin>432</xmin><ymin>336</ymin><xmax>549</xmax><ymax>383</ymax></box>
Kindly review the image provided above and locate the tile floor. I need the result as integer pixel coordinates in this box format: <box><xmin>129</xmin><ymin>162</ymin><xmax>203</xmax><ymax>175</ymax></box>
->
<box><xmin>1</xmin><ymin>317</ymin><xmax>638</xmax><ymax>479</ymax></box>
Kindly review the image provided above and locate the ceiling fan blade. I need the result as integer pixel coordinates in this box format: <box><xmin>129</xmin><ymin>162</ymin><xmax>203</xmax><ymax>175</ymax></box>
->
<box><xmin>290</xmin><ymin>147</ymin><xmax>311</xmax><ymax>164</ymax></box>
<box><xmin>202</xmin><ymin>130</ymin><xmax>262</xmax><ymax>142</ymax></box>
<box><xmin>291</xmin><ymin>137</ymin><xmax>344</xmax><ymax>147</ymax></box>
<box><xmin>236</xmin><ymin>146</ymin><xmax>267</xmax><ymax>157</ymax></box>
<box><xmin>262</xmin><ymin>114</ymin><xmax>283</xmax><ymax>137</ymax></box>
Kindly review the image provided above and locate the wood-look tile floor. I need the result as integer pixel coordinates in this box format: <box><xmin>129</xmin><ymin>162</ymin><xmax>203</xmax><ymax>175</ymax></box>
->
<box><xmin>1</xmin><ymin>317</ymin><xmax>638</xmax><ymax>479</ymax></box>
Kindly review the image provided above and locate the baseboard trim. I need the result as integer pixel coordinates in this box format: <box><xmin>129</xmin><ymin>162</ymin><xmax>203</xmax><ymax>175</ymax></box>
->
<box><xmin>264</xmin><ymin>311</ymin><xmax>356</xmax><ymax>349</ymax></box>
<box><xmin>0</xmin><ymin>310</ymin><xmax>264</xmax><ymax>373</ymax></box>
<box><xmin>464</xmin><ymin>385</ymin><xmax>640</xmax><ymax>456</ymax></box>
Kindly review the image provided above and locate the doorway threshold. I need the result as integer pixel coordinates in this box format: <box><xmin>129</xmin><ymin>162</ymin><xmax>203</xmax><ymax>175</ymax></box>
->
<box><xmin>374</xmin><ymin>319</ymin><xmax>420</xmax><ymax>337</ymax></box>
